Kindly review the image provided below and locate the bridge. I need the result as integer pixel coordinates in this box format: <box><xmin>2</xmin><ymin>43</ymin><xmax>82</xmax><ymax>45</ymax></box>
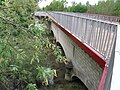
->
<box><xmin>35</xmin><ymin>11</ymin><xmax>120</xmax><ymax>90</ymax></box>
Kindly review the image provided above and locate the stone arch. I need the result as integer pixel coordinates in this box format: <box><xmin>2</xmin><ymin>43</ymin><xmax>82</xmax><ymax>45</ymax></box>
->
<box><xmin>56</xmin><ymin>41</ymin><xmax>74</xmax><ymax>81</ymax></box>
<box><xmin>50</xmin><ymin>30</ymin><xmax>56</xmax><ymax>41</ymax></box>
<box><xmin>50</xmin><ymin>30</ymin><xmax>54</xmax><ymax>37</ymax></box>
<box><xmin>56</xmin><ymin>42</ymin><xmax>65</xmax><ymax>56</ymax></box>
<box><xmin>71</xmin><ymin>76</ymin><xmax>88</xmax><ymax>90</ymax></box>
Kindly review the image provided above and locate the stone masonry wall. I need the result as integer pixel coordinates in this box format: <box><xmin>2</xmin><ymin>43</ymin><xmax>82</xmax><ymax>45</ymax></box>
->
<box><xmin>51</xmin><ymin>22</ymin><xmax>103</xmax><ymax>90</ymax></box>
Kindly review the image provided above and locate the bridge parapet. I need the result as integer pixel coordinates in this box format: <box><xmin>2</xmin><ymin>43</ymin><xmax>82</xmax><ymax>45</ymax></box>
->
<box><xmin>34</xmin><ymin>11</ymin><xmax>48</xmax><ymax>17</ymax></box>
<box><xmin>78</xmin><ymin>13</ymin><xmax>120</xmax><ymax>23</ymax></box>
<box><xmin>55</xmin><ymin>12</ymin><xmax>120</xmax><ymax>23</ymax></box>
<box><xmin>47</xmin><ymin>11</ymin><xmax>117</xmax><ymax>61</ymax></box>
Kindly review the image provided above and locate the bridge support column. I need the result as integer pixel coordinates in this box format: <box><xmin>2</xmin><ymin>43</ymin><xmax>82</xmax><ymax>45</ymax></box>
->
<box><xmin>65</xmin><ymin>61</ymin><xmax>73</xmax><ymax>81</ymax></box>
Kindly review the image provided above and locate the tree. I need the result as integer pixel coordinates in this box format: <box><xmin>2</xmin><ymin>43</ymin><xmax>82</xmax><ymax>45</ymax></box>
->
<box><xmin>44</xmin><ymin>0</ymin><xmax>67</xmax><ymax>11</ymax></box>
<box><xmin>86</xmin><ymin>1</ymin><xmax>90</xmax><ymax>6</ymax></box>
<box><xmin>0</xmin><ymin>0</ymin><xmax>67</xmax><ymax>89</ymax></box>
<box><xmin>114</xmin><ymin>0</ymin><xmax>120</xmax><ymax>16</ymax></box>
<box><xmin>71</xmin><ymin>1</ymin><xmax>77</xmax><ymax>6</ymax></box>
<box><xmin>0</xmin><ymin>0</ymin><xmax>58</xmax><ymax>89</ymax></box>
<box><xmin>66</xmin><ymin>3</ymin><xmax>88</xmax><ymax>13</ymax></box>
<box><xmin>87</xmin><ymin>0</ymin><xmax>117</xmax><ymax>15</ymax></box>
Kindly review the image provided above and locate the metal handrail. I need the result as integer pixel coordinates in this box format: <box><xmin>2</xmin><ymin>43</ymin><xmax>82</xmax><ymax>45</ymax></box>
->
<box><xmin>47</xmin><ymin>11</ymin><xmax>117</xmax><ymax>61</ymax></box>
<box><xmin>49</xmin><ymin>11</ymin><xmax>120</xmax><ymax>24</ymax></box>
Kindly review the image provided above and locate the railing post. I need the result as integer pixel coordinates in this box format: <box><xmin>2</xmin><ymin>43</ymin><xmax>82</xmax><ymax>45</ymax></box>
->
<box><xmin>110</xmin><ymin>25</ymin><xmax>120</xmax><ymax>90</ymax></box>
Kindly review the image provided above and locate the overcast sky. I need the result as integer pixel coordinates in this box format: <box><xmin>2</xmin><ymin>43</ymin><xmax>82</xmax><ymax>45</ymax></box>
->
<box><xmin>38</xmin><ymin>0</ymin><xmax>100</xmax><ymax>8</ymax></box>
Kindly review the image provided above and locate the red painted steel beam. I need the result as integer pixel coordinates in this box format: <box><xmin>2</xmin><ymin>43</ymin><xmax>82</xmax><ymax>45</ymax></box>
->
<box><xmin>51</xmin><ymin>19</ymin><xmax>106</xmax><ymax>68</ymax></box>
<box><xmin>98</xmin><ymin>66</ymin><xmax>108</xmax><ymax>90</ymax></box>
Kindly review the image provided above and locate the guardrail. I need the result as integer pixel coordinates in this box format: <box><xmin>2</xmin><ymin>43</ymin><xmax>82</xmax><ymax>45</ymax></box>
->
<box><xmin>77</xmin><ymin>13</ymin><xmax>120</xmax><ymax>23</ymax></box>
<box><xmin>55</xmin><ymin>12</ymin><xmax>120</xmax><ymax>23</ymax></box>
<box><xmin>47</xmin><ymin>12</ymin><xmax>117</xmax><ymax>61</ymax></box>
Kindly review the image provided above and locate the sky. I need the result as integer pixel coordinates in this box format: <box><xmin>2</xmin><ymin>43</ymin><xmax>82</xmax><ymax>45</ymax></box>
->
<box><xmin>38</xmin><ymin>0</ymin><xmax>100</xmax><ymax>8</ymax></box>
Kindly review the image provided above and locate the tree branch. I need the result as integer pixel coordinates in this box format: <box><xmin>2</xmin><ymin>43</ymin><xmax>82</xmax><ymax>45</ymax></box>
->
<box><xmin>0</xmin><ymin>4</ymin><xmax>38</xmax><ymax>10</ymax></box>
<box><xmin>0</xmin><ymin>16</ymin><xmax>33</xmax><ymax>38</ymax></box>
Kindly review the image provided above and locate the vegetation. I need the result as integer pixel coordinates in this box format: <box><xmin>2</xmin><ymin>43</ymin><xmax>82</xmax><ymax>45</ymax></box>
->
<box><xmin>66</xmin><ymin>2</ymin><xmax>87</xmax><ymax>13</ymax></box>
<box><xmin>44</xmin><ymin>0</ymin><xmax>68</xmax><ymax>11</ymax></box>
<box><xmin>0</xmin><ymin>0</ymin><xmax>67</xmax><ymax>89</ymax></box>
<box><xmin>44</xmin><ymin>0</ymin><xmax>87</xmax><ymax>13</ymax></box>
<box><xmin>87</xmin><ymin>0</ymin><xmax>117</xmax><ymax>15</ymax></box>
<box><xmin>85</xmin><ymin>0</ymin><xmax>120</xmax><ymax>16</ymax></box>
<box><xmin>43</xmin><ymin>0</ymin><xmax>120</xmax><ymax>16</ymax></box>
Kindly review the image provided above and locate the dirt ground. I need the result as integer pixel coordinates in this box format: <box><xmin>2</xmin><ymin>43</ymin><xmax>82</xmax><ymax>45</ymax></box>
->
<box><xmin>38</xmin><ymin>55</ymin><xmax>88</xmax><ymax>90</ymax></box>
